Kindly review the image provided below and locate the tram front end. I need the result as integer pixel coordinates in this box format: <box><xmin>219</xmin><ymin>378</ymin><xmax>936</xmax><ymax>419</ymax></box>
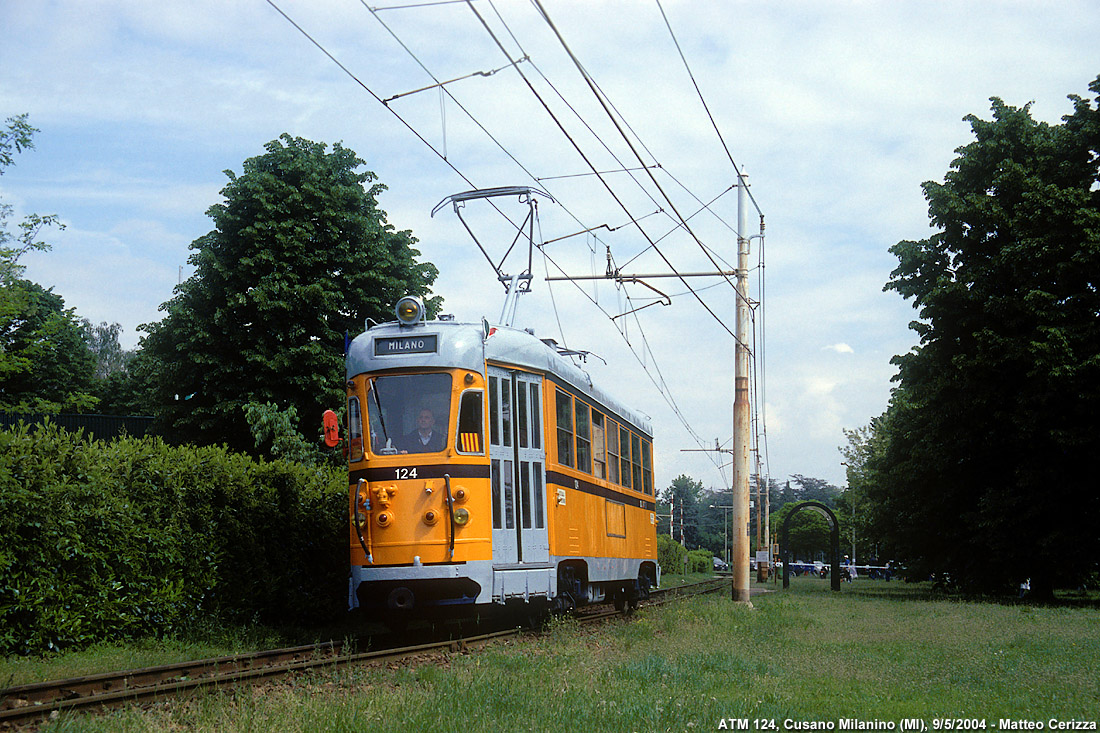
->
<box><xmin>345</xmin><ymin>298</ymin><xmax>492</xmax><ymax>621</ymax></box>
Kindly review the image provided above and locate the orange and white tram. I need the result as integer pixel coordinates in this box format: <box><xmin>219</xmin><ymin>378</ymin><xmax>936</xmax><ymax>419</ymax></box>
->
<box><xmin>345</xmin><ymin>295</ymin><xmax>659</xmax><ymax>621</ymax></box>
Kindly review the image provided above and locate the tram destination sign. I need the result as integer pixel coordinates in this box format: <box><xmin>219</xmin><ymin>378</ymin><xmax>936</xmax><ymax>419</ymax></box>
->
<box><xmin>374</xmin><ymin>334</ymin><xmax>438</xmax><ymax>357</ymax></box>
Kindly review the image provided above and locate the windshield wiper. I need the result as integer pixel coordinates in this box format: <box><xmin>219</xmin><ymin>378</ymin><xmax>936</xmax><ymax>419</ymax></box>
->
<box><xmin>368</xmin><ymin>378</ymin><xmax>397</xmax><ymax>455</ymax></box>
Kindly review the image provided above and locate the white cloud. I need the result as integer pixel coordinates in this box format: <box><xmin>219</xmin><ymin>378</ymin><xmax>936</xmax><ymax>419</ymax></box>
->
<box><xmin>3</xmin><ymin>0</ymin><xmax>1097</xmax><ymax>491</ymax></box>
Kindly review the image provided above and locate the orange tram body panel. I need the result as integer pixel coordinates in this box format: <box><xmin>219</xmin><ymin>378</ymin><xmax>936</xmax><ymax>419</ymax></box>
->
<box><xmin>346</xmin><ymin>311</ymin><xmax>659</xmax><ymax>620</ymax></box>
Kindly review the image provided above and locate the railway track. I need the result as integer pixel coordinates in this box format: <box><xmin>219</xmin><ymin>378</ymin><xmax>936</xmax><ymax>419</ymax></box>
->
<box><xmin>0</xmin><ymin>577</ymin><xmax>726</xmax><ymax>728</ymax></box>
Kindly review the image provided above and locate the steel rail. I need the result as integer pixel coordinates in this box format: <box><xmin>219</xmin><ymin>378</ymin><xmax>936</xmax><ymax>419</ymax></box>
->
<box><xmin>0</xmin><ymin>578</ymin><xmax>725</xmax><ymax>726</ymax></box>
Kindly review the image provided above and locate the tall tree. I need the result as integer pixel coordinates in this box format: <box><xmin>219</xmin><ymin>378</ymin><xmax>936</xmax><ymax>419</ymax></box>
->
<box><xmin>0</xmin><ymin>115</ymin><xmax>87</xmax><ymax>413</ymax></box>
<box><xmin>81</xmin><ymin>320</ymin><xmax>155</xmax><ymax>416</ymax></box>
<box><xmin>0</xmin><ymin>115</ymin><xmax>62</xmax><ymax>291</ymax></box>
<box><xmin>140</xmin><ymin>134</ymin><xmax>440</xmax><ymax>451</ymax></box>
<box><xmin>874</xmin><ymin>77</ymin><xmax>1100</xmax><ymax>597</ymax></box>
<box><xmin>82</xmin><ymin>320</ymin><xmax>130</xmax><ymax>380</ymax></box>
<box><xmin>0</xmin><ymin>280</ymin><xmax>97</xmax><ymax>413</ymax></box>
<box><xmin>837</xmin><ymin>425</ymin><xmax>882</xmax><ymax>562</ymax></box>
<box><xmin>659</xmin><ymin>475</ymin><xmax>707</xmax><ymax>549</ymax></box>
<box><xmin>788</xmin><ymin>474</ymin><xmax>842</xmax><ymax>507</ymax></box>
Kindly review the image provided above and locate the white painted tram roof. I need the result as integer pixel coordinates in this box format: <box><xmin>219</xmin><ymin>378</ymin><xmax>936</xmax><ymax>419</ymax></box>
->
<box><xmin>347</xmin><ymin>320</ymin><xmax>652</xmax><ymax>438</ymax></box>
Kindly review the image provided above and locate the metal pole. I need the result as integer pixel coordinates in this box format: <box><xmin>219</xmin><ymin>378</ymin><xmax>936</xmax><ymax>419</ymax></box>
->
<box><xmin>731</xmin><ymin>174</ymin><xmax>752</xmax><ymax>604</ymax></box>
<box><xmin>754</xmin><ymin>468</ymin><xmax>761</xmax><ymax>550</ymax></box>
<box><xmin>765</xmin><ymin>474</ymin><xmax>772</xmax><ymax>584</ymax></box>
<box><xmin>725</xmin><ymin>507</ymin><xmax>729</xmax><ymax>566</ymax></box>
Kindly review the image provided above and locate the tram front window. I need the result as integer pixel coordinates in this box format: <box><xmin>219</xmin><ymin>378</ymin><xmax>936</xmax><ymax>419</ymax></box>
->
<box><xmin>366</xmin><ymin>373</ymin><xmax>452</xmax><ymax>455</ymax></box>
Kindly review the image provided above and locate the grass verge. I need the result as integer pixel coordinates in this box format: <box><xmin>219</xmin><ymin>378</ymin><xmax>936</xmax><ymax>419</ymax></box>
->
<box><xmin>22</xmin><ymin>577</ymin><xmax>1100</xmax><ymax>731</ymax></box>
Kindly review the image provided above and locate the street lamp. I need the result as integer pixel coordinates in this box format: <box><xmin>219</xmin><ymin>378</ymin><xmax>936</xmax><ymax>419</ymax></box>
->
<box><xmin>710</xmin><ymin>504</ymin><xmax>733</xmax><ymax>566</ymax></box>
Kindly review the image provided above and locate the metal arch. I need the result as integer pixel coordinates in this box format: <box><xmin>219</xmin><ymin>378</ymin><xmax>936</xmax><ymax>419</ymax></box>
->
<box><xmin>780</xmin><ymin>500</ymin><xmax>842</xmax><ymax>592</ymax></box>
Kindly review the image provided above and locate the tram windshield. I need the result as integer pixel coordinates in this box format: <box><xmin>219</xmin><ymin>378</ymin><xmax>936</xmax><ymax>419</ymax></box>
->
<box><xmin>366</xmin><ymin>373</ymin><xmax>452</xmax><ymax>456</ymax></box>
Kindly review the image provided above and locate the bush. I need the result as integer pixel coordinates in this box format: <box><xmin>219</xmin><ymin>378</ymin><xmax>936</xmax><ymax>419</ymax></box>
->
<box><xmin>687</xmin><ymin>549</ymin><xmax>713</xmax><ymax>573</ymax></box>
<box><xmin>657</xmin><ymin>534</ymin><xmax>686</xmax><ymax>575</ymax></box>
<box><xmin>0</xmin><ymin>422</ymin><xmax>347</xmax><ymax>655</ymax></box>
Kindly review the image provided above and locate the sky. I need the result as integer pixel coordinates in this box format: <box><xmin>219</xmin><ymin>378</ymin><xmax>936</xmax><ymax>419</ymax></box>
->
<box><xmin>2</xmin><ymin>0</ymin><xmax>1098</xmax><ymax>495</ymax></box>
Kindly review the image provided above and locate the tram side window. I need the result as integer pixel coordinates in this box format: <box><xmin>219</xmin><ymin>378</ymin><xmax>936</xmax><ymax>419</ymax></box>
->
<box><xmin>456</xmin><ymin>390</ymin><xmax>484</xmax><ymax>454</ymax></box>
<box><xmin>517</xmin><ymin>380</ymin><xmax>528</xmax><ymax>448</ymax></box>
<box><xmin>606</xmin><ymin>419</ymin><xmax>620</xmax><ymax>484</ymax></box>
<box><xmin>502</xmin><ymin>459</ymin><xmax>515</xmax><ymax>530</ymax></box>
<box><xmin>348</xmin><ymin>396</ymin><xmax>364</xmax><ymax>463</ymax></box>
<box><xmin>528</xmin><ymin>383</ymin><xmax>541</xmax><ymax>449</ymax></box>
<box><xmin>500</xmin><ymin>377</ymin><xmax>512</xmax><ymax>448</ymax></box>
<box><xmin>488</xmin><ymin>377</ymin><xmax>499</xmax><ymax>447</ymax></box>
<box><xmin>591</xmin><ymin>411</ymin><xmax>607</xmax><ymax>480</ymax></box>
<box><xmin>631</xmin><ymin>433</ymin><xmax>643</xmax><ymax>492</ymax></box>
<box><xmin>520</xmin><ymin>462</ymin><xmax>532</xmax><ymax>529</ymax></box>
<box><xmin>642</xmin><ymin>439</ymin><xmax>653</xmax><ymax>495</ymax></box>
<box><xmin>575</xmin><ymin>400</ymin><xmax>592</xmax><ymax>474</ymax></box>
<box><xmin>533</xmin><ymin>462</ymin><xmax>545</xmax><ymax>529</ymax></box>
<box><xmin>619</xmin><ymin>425</ymin><xmax>632</xmax><ymax>489</ymax></box>
<box><xmin>555</xmin><ymin>391</ymin><xmax>574</xmax><ymax>468</ymax></box>
<box><xmin>491</xmin><ymin>459</ymin><xmax>502</xmax><ymax>529</ymax></box>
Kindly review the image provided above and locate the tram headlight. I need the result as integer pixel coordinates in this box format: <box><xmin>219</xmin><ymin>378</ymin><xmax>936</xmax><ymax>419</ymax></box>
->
<box><xmin>395</xmin><ymin>296</ymin><xmax>424</xmax><ymax>325</ymax></box>
<box><xmin>453</xmin><ymin>507</ymin><xmax>470</xmax><ymax>526</ymax></box>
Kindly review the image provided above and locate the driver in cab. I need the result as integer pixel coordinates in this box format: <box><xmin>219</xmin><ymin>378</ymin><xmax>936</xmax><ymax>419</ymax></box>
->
<box><xmin>400</xmin><ymin>408</ymin><xmax>445</xmax><ymax>453</ymax></box>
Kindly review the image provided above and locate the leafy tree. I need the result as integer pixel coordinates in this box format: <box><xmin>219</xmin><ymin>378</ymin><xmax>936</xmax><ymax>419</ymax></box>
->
<box><xmin>81</xmin><ymin>320</ymin><xmax>157</xmax><ymax>416</ymax></box>
<box><xmin>91</xmin><ymin>348</ymin><xmax>158</xmax><ymax>417</ymax></box>
<box><xmin>140</xmin><ymin>134</ymin><xmax>440</xmax><ymax>452</ymax></box>
<box><xmin>659</xmin><ymin>474</ymin><xmax>709</xmax><ymax>550</ymax></box>
<box><xmin>836</xmin><ymin>425</ymin><xmax>884</xmax><ymax>562</ymax></box>
<box><xmin>1</xmin><ymin>115</ymin><xmax>63</xmax><ymax>302</ymax></box>
<box><xmin>1</xmin><ymin>115</ymin><xmax>67</xmax><ymax>396</ymax></box>
<box><xmin>0</xmin><ymin>280</ymin><xmax>96</xmax><ymax>413</ymax></box>
<box><xmin>243</xmin><ymin>401</ymin><xmax>338</xmax><ymax>467</ymax></box>
<box><xmin>788</xmin><ymin>474</ymin><xmax>842</xmax><ymax>507</ymax></box>
<box><xmin>873</xmin><ymin>77</ymin><xmax>1100</xmax><ymax>597</ymax></box>
<box><xmin>82</xmin><ymin>320</ymin><xmax>131</xmax><ymax>380</ymax></box>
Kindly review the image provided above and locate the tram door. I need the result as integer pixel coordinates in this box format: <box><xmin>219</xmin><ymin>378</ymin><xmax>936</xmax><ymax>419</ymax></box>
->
<box><xmin>488</xmin><ymin>367</ymin><xmax>549</xmax><ymax>564</ymax></box>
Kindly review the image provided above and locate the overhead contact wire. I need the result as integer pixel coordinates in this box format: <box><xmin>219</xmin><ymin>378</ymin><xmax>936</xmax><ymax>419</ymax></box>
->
<box><xmin>468</xmin><ymin>0</ymin><xmax>746</xmax><ymax>348</ymax></box>
<box><xmin>527</xmin><ymin>0</ymin><xmax>753</xmax><ymax>319</ymax></box>
<box><xmin>654</xmin><ymin>0</ymin><xmax>764</xmax><ymax>218</ymax></box>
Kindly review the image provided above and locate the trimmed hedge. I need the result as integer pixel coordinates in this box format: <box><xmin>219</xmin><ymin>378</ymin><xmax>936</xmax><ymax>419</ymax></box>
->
<box><xmin>0</xmin><ymin>423</ymin><xmax>347</xmax><ymax>655</ymax></box>
<box><xmin>657</xmin><ymin>533</ymin><xmax>686</xmax><ymax>575</ymax></box>
<box><xmin>656</xmin><ymin>536</ymin><xmax>716</xmax><ymax>575</ymax></box>
<box><xmin>687</xmin><ymin>549</ymin><xmax>713</xmax><ymax>573</ymax></box>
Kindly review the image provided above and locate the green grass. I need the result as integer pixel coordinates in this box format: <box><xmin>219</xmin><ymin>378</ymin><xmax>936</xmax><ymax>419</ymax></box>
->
<box><xmin>0</xmin><ymin>619</ymin><xmax>376</xmax><ymax>689</ymax></box>
<box><xmin>23</xmin><ymin>578</ymin><xmax>1100</xmax><ymax>731</ymax></box>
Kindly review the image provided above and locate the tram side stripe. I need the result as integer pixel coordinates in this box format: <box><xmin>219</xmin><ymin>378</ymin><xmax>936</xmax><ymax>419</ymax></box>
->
<box><xmin>545</xmin><ymin>470</ymin><xmax>656</xmax><ymax>511</ymax></box>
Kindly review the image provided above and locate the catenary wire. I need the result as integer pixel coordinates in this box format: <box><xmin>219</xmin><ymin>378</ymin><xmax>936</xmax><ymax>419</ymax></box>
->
<box><xmin>467</xmin><ymin>0</ymin><xmax>747</xmax><ymax>347</ymax></box>
<box><xmin>350</xmin><ymin>0</ymin><xmax>740</xmax><ymax>467</ymax></box>
<box><xmin>653</xmin><ymin>0</ymin><xmax>764</xmax><ymax>218</ymax></box>
<box><xmin>526</xmin><ymin>0</ymin><xmax>754</xmax><ymax>316</ymax></box>
<box><xmin>266</xmin><ymin>0</ymin><xmax>753</xmax><ymax>483</ymax></box>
